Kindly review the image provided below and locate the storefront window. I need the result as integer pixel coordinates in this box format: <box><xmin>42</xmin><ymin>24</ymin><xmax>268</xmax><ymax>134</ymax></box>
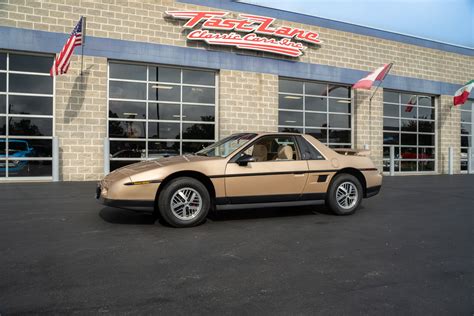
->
<box><xmin>0</xmin><ymin>52</ymin><xmax>54</xmax><ymax>178</ymax></box>
<box><xmin>278</xmin><ymin>78</ymin><xmax>352</xmax><ymax>147</ymax></box>
<box><xmin>382</xmin><ymin>90</ymin><xmax>436</xmax><ymax>173</ymax></box>
<box><xmin>460</xmin><ymin>99</ymin><xmax>473</xmax><ymax>172</ymax></box>
<box><xmin>108</xmin><ymin>62</ymin><xmax>217</xmax><ymax>171</ymax></box>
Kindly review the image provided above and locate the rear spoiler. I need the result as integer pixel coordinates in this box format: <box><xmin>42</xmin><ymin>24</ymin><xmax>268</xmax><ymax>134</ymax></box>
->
<box><xmin>334</xmin><ymin>148</ymin><xmax>370</xmax><ymax>157</ymax></box>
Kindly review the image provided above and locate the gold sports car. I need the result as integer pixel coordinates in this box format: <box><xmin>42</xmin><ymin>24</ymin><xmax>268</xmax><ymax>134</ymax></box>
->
<box><xmin>97</xmin><ymin>132</ymin><xmax>382</xmax><ymax>227</ymax></box>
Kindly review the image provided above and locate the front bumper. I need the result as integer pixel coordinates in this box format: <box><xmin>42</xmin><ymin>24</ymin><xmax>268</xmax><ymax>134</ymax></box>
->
<box><xmin>96</xmin><ymin>182</ymin><xmax>154</xmax><ymax>211</ymax></box>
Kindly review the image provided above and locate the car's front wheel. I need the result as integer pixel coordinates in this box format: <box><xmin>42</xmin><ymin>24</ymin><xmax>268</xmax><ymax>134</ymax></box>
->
<box><xmin>157</xmin><ymin>177</ymin><xmax>210</xmax><ymax>227</ymax></box>
<box><xmin>325</xmin><ymin>174</ymin><xmax>363</xmax><ymax>215</ymax></box>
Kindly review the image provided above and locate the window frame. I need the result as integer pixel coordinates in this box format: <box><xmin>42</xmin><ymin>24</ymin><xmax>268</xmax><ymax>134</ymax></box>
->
<box><xmin>460</xmin><ymin>99</ymin><xmax>473</xmax><ymax>173</ymax></box>
<box><xmin>382</xmin><ymin>89</ymin><xmax>438</xmax><ymax>174</ymax></box>
<box><xmin>107</xmin><ymin>61</ymin><xmax>219</xmax><ymax>170</ymax></box>
<box><xmin>277</xmin><ymin>77</ymin><xmax>354</xmax><ymax>148</ymax></box>
<box><xmin>0</xmin><ymin>50</ymin><xmax>55</xmax><ymax>180</ymax></box>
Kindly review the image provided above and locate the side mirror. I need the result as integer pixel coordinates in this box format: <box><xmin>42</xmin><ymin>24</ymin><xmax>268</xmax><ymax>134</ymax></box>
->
<box><xmin>236</xmin><ymin>154</ymin><xmax>255</xmax><ymax>166</ymax></box>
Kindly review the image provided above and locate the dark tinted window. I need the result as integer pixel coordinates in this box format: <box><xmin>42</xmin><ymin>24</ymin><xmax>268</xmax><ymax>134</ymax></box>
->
<box><xmin>149</xmin><ymin>67</ymin><xmax>180</xmax><ymax>83</ymax></box>
<box><xmin>279</xmin><ymin>94</ymin><xmax>303</xmax><ymax>110</ymax></box>
<box><xmin>109</xmin><ymin>81</ymin><xmax>146</xmax><ymax>100</ymax></box>
<box><xmin>183</xmin><ymin>70</ymin><xmax>215</xmax><ymax>86</ymax></box>
<box><xmin>279</xmin><ymin>79</ymin><xmax>303</xmax><ymax>94</ymax></box>
<box><xmin>182</xmin><ymin>86</ymin><xmax>214</xmax><ymax>103</ymax></box>
<box><xmin>0</xmin><ymin>53</ymin><xmax>6</xmax><ymax>70</ymax></box>
<box><xmin>148</xmin><ymin>84</ymin><xmax>180</xmax><ymax>102</ymax></box>
<box><xmin>182</xmin><ymin>123</ymin><xmax>214</xmax><ymax>140</ymax></box>
<box><xmin>148</xmin><ymin>122</ymin><xmax>180</xmax><ymax>139</ymax></box>
<box><xmin>9</xmin><ymin>74</ymin><xmax>53</xmax><ymax>94</ymax></box>
<box><xmin>109</xmin><ymin>121</ymin><xmax>146</xmax><ymax>138</ymax></box>
<box><xmin>109</xmin><ymin>63</ymin><xmax>146</xmax><ymax>81</ymax></box>
<box><xmin>9</xmin><ymin>95</ymin><xmax>53</xmax><ymax>116</ymax></box>
<box><xmin>182</xmin><ymin>105</ymin><xmax>215</xmax><ymax>122</ymax></box>
<box><xmin>9</xmin><ymin>117</ymin><xmax>52</xmax><ymax>136</ymax></box>
<box><xmin>148</xmin><ymin>103</ymin><xmax>180</xmax><ymax>121</ymax></box>
<box><xmin>109</xmin><ymin>101</ymin><xmax>146</xmax><ymax>119</ymax></box>
<box><xmin>9</xmin><ymin>54</ymin><xmax>53</xmax><ymax>73</ymax></box>
<box><xmin>0</xmin><ymin>73</ymin><xmax>5</xmax><ymax>92</ymax></box>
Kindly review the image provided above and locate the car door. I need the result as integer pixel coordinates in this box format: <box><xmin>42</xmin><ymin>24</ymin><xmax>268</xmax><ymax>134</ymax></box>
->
<box><xmin>224</xmin><ymin>135</ymin><xmax>309</xmax><ymax>204</ymax></box>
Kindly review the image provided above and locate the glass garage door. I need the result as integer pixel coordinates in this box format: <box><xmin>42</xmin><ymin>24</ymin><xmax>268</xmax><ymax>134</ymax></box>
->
<box><xmin>108</xmin><ymin>62</ymin><xmax>217</xmax><ymax>171</ymax></box>
<box><xmin>382</xmin><ymin>90</ymin><xmax>436</xmax><ymax>173</ymax></box>
<box><xmin>278</xmin><ymin>78</ymin><xmax>353</xmax><ymax>148</ymax></box>
<box><xmin>460</xmin><ymin>99</ymin><xmax>473</xmax><ymax>172</ymax></box>
<box><xmin>0</xmin><ymin>52</ymin><xmax>54</xmax><ymax>179</ymax></box>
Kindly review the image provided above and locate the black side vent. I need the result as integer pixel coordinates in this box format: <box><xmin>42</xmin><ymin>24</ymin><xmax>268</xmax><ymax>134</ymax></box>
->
<box><xmin>317</xmin><ymin>175</ymin><xmax>328</xmax><ymax>182</ymax></box>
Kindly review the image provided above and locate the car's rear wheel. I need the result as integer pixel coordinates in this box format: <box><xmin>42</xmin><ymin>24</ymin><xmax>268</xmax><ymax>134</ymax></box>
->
<box><xmin>157</xmin><ymin>177</ymin><xmax>210</xmax><ymax>227</ymax></box>
<box><xmin>325</xmin><ymin>174</ymin><xmax>363</xmax><ymax>215</ymax></box>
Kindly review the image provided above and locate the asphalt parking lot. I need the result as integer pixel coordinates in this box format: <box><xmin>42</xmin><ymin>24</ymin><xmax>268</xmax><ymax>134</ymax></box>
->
<box><xmin>0</xmin><ymin>175</ymin><xmax>473</xmax><ymax>315</ymax></box>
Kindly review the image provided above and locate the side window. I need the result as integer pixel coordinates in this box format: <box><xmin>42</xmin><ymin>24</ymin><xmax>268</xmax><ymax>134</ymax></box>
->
<box><xmin>244</xmin><ymin>136</ymin><xmax>300</xmax><ymax>162</ymax></box>
<box><xmin>297</xmin><ymin>136</ymin><xmax>325</xmax><ymax>160</ymax></box>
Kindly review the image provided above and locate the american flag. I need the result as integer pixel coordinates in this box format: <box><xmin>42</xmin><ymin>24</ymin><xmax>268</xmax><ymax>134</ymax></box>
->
<box><xmin>50</xmin><ymin>17</ymin><xmax>83</xmax><ymax>76</ymax></box>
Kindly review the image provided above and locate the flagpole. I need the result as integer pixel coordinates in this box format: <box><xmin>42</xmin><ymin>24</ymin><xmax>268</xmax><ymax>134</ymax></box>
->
<box><xmin>366</xmin><ymin>62</ymin><xmax>393</xmax><ymax>150</ymax></box>
<box><xmin>81</xmin><ymin>16</ymin><xmax>86</xmax><ymax>76</ymax></box>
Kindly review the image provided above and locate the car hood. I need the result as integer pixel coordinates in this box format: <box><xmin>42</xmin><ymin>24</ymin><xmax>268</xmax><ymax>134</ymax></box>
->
<box><xmin>108</xmin><ymin>155</ymin><xmax>223</xmax><ymax>179</ymax></box>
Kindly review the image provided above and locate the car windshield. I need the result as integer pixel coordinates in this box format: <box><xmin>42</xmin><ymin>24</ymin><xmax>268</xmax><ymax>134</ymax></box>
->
<box><xmin>195</xmin><ymin>133</ymin><xmax>257</xmax><ymax>157</ymax></box>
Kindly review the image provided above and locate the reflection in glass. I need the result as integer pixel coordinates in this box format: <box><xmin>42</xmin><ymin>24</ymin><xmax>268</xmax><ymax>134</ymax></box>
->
<box><xmin>109</xmin><ymin>81</ymin><xmax>146</xmax><ymax>100</ymax></box>
<box><xmin>109</xmin><ymin>121</ymin><xmax>146</xmax><ymax>138</ymax></box>
<box><xmin>148</xmin><ymin>84</ymin><xmax>180</xmax><ymax>102</ymax></box>
<box><xmin>418</xmin><ymin>107</ymin><xmax>434</xmax><ymax>120</ymax></box>
<box><xmin>383</xmin><ymin>146</ymin><xmax>399</xmax><ymax>159</ymax></box>
<box><xmin>182</xmin><ymin>142</ymin><xmax>212</xmax><ymax>154</ymax></box>
<box><xmin>401</xmin><ymin>106</ymin><xmax>416</xmax><ymax>118</ymax></box>
<box><xmin>418</xmin><ymin>96</ymin><xmax>433</xmax><ymax>107</ymax></box>
<box><xmin>279</xmin><ymin>127</ymin><xmax>303</xmax><ymax>133</ymax></box>
<box><xmin>109</xmin><ymin>101</ymin><xmax>146</xmax><ymax>119</ymax></box>
<box><xmin>110</xmin><ymin>141</ymin><xmax>145</xmax><ymax>158</ymax></box>
<box><xmin>305</xmin><ymin>112</ymin><xmax>326</xmax><ymax>128</ymax></box>
<box><xmin>279</xmin><ymin>94</ymin><xmax>303</xmax><ymax>110</ymax></box>
<box><xmin>279</xmin><ymin>111</ymin><xmax>303</xmax><ymax>126</ymax></box>
<box><xmin>401</xmin><ymin>133</ymin><xmax>416</xmax><ymax>145</ymax></box>
<box><xmin>305</xmin><ymin>82</ymin><xmax>326</xmax><ymax>96</ymax></box>
<box><xmin>418</xmin><ymin>147</ymin><xmax>435</xmax><ymax>159</ymax></box>
<box><xmin>418</xmin><ymin>134</ymin><xmax>434</xmax><ymax>146</ymax></box>
<box><xmin>329</xmin><ymin>99</ymin><xmax>351</xmax><ymax>113</ymax></box>
<box><xmin>400</xmin><ymin>147</ymin><xmax>417</xmax><ymax>159</ymax></box>
<box><xmin>383</xmin><ymin>118</ymin><xmax>399</xmax><ymax>131</ymax></box>
<box><xmin>9</xmin><ymin>54</ymin><xmax>53</xmax><ymax>73</ymax></box>
<box><xmin>279</xmin><ymin>79</ymin><xmax>303</xmax><ymax>94</ymax></box>
<box><xmin>0</xmin><ymin>53</ymin><xmax>5</xmax><ymax>70</ymax></box>
<box><xmin>306</xmin><ymin>128</ymin><xmax>324</xmax><ymax>140</ymax></box>
<box><xmin>329</xmin><ymin>129</ymin><xmax>350</xmax><ymax>143</ymax></box>
<box><xmin>0</xmin><ymin>73</ymin><xmax>5</xmax><ymax>92</ymax></box>
<box><xmin>110</xmin><ymin>160</ymin><xmax>141</xmax><ymax>171</ymax></box>
<box><xmin>182</xmin><ymin>86</ymin><xmax>215</xmax><ymax>103</ymax></box>
<box><xmin>148</xmin><ymin>141</ymin><xmax>180</xmax><ymax>159</ymax></box>
<box><xmin>1</xmin><ymin>139</ymin><xmax>52</xmax><ymax>158</ymax></box>
<box><xmin>383</xmin><ymin>132</ymin><xmax>399</xmax><ymax>145</ymax></box>
<box><xmin>149</xmin><ymin>67</ymin><xmax>180</xmax><ymax>83</ymax></box>
<box><xmin>329</xmin><ymin>114</ymin><xmax>350</xmax><ymax>128</ymax></box>
<box><xmin>109</xmin><ymin>63</ymin><xmax>146</xmax><ymax>81</ymax></box>
<box><xmin>183</xmin><ymin>70</ymin><xmax>215</xmax><ymax>86</ymax></box>
<box><xmin>461</xmin><ymin>110</ymin><xmax>472</xmax><ymax>123</ymax></box>
<box><xmin>461</xmin><ymin>136</ymin><xmax>470</xmax><ymax>147</ymax></box>
<box><xmin>9</xmin><ymin>74</ymin><xmax>53</xmax><ymax>94</ymax></box>
<box><xmin>305</xmin><ymin>96</ymin><xmax>326</xmax><ymax>112</ymax></box>
<box><xmin>8</xmin><ymin>160</ymin><xmax>52</xmax><ymax>177</ymax></box>
<box><xmin>383</xmin><ymin>103</ymin><xmax>399</xmax><ymax>117</ymax></box>
<box><xmin>148</xmin><ymin>103</ymin><xmax>180</xmax><ymax>121</ymax></box>
<box><xmin>148</xmin><ymin>122</ymin><xmax>180</xmax><ymax>139</ymax></box>
<box><xmin>328</xmin><ymin>85</ymin><xmax>349</xmax><ymax>98</ymax></box>
<box><xmin>419</xmin><ymin>121</ymin><xmax>434</xmax><ymax>133</ymax></box>
<box><xmin>401</xmin><ymin>119</ymin><xmax>417</xmax><ymax>132</ymax></box>
<box><xmin>418</xmin><ymin>161</ymin><xmax>434</xmax><ymax>171</ymax></box>
<box><xmin>182</xmin><ymin>105</ymin><xmax>215</xmax><ymax>122</ymax></box>
<box><xmin>0</xmin><ymin>117</ymin><xmax>5</xmax><ymax>135</ymax></box>
<box><xmin>9</xmin><ymin>117</ymin><xmax>52</xmax><ymax>136</ymax></box>
<box><xmin>401</xmin><ymin>161</ymin><xmax>417</xmax><ymax>172</ymax></box>
<box><xmin>8</xmin><ymin>95</ymin><xmax>53</xmax><ymax>116</ymax></box>
<box><xmin>0</xmin><ymin>95</ymin><xmax>5</xmax><ymax>114</ymax></box>
<box><xmin>383</xmin><ymin>91</ymin><xmax>399</xmax><ymax>103</ymax></box>
<box><xmin>182</xmin><ymin>123</ymin><xmax>214</xmax><ymax>140</ymax></box>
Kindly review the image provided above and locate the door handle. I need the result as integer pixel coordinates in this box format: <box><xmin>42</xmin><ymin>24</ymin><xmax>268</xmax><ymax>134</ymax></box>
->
<box><xmin>293</xmin><ymin>172</ymin><xmax>306</xmax><ymax>177</ymax></box>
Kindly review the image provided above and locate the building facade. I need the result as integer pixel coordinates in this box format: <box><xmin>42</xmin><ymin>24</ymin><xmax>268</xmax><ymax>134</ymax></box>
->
<box><xmin>0</xmin><ymin>0</ymin><xmax>472</xmax><ymax>181</ymax></box>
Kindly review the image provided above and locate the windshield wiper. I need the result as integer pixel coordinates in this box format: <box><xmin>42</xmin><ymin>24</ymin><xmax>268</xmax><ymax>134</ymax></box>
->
<box><xmin>195</xmin><ymin>152</ymin><xmax>208</xmax><ymax>156</ymax></box>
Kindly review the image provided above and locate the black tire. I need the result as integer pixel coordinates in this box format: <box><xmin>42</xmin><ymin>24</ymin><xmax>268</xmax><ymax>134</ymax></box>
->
<box><xmin>157</xmin><ymin>177</ymin><xmax>210</xmax><ymax>228</ymax></box>
<box><xmin>325</xmin><ymin>174</ymin><xmax>363</xmax><ymax>215</ymax></box>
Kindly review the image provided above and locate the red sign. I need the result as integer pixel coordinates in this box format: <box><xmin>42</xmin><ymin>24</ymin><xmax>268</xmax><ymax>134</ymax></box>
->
<box><xmin>166</xmin><ymin>11</ymin><xmax>322</xmax><ymax>57</ymax></box>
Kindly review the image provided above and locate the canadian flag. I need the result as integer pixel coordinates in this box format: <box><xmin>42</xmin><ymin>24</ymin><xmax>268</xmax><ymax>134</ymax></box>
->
<box><xmin>353</xmin><ymin>63</ymin><xmax>393</xmax><ymax>90</ymax></box>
